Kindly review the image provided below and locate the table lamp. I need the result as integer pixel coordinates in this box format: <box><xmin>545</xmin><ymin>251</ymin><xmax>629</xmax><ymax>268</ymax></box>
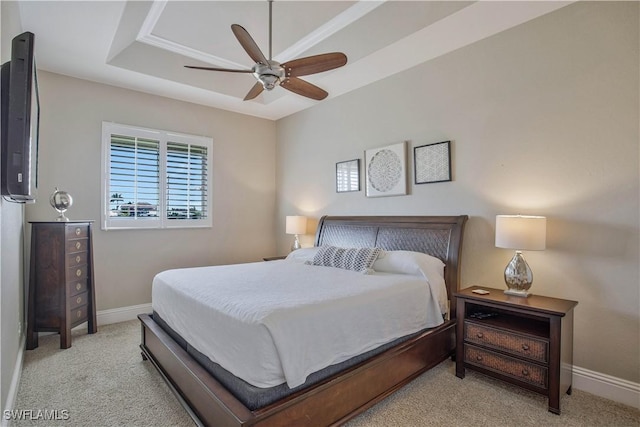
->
<box><xmin>286</xmin><ymin>215</ymin><xmax>307</xmax><ymax>251</ymax></box>
<box><xmin>495</xmin><ymin>215</ymin><xmax>546</xmax><ymax>297</ymax></box>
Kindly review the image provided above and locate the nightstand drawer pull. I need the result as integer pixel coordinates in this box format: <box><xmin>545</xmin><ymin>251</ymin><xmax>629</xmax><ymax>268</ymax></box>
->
<box><xmin>75</xmin><ymin>228</ymin><xmax>81</xmax><ymax>236</ymax></box>
<box><xmin>77</xmin><ymin>310</ymin><xmax>82</xmax><ymax>318</ymax></box>
<box><xmin>476</xmin><ymin>332</ymin><xmax>484</xmax><ymax>338</ymax></box>
<box><xmin>75</xmin><ymin>255</ymin><xmax>81</xmax><ymax>263</ymax></box>
<box><xmin>76</xmin><ymin>296</ymin><xmax>82</xmax><ymax>304</ymax></box>
<box><xmin>522</xmin><ymin>344</ymin><xmax>530</xmax><ymax>351</ymax></box>
<box><xmin>76</xmin><ymin>283</ymin><xmax>82</xmax><ymax>291</ymax></box>
<box><xmin>76</xmin><ymin>269</ymin><xmax>82</xmax><ymax>277</ymax></box>
<box><xmin>75</xmin><ymin>242</ymin><xmax>81</xmax><ymax>250</ymax></box>
<box><xmin>476</xmin><ymin>355</ymin><xmax>483</xmax><ymax>361</ymax></box>
<box><xmin>522</xmin><ymin>369</ymin><xmax>530</xmax><ymax>376</ymax></box>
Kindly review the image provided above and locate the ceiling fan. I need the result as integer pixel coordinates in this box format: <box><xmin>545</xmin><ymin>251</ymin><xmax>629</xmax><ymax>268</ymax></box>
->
<box><xmin>185</xmin><ymin>0</ymin><xmax>347</xmax><ymax>101</ymax></box>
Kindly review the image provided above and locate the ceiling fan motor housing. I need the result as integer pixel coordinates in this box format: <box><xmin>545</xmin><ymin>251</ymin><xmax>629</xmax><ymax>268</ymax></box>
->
<box><xmin>253</xmin><ymin>61</ymin><xmax>284</xmax><ymax>90</ymax></box>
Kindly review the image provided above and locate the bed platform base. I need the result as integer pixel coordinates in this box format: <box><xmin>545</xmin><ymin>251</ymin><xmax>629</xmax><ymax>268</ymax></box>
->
<box><xmin>140</xmin><ymin>215</ymin><xmax>467</xmax><ymax>426</ymax></box>
<box><xmin>139</xmin><ymin>313</ymin><xmax>455</xmax><ymax>427</ymax></box>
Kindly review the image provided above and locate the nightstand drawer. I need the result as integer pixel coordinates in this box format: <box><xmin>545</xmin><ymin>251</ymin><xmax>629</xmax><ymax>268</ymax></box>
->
<box><xmin>69</xmin><ymin>292</ymin><xmax>88</xmax><ymax>310</ymax></box>
<box><xmin>464</xmin><ymin>321</ymin><xmax>548</xmax><ymax>363</ymax></box>
<box><xmin>66</xmin><ymin>252</ymin><xmax>88</xmax><ymax>269</ymax></box>
<box><xmin>70</xmin><ymin>305</ymin><xmax>88</xmax><ymax>327</ymax></box>
<box><xmin>465</xmin><ymin>344</ymin><xmax>548</xmax><ymax>389</ymax></box>
<box><xmin>67</xmin><ymin>279</ymin><xmax>87</xmax><ymax>297</ymax></box>
<box><xmin>66</xmin><ymin>225</ymin><xmax>89</xmax><ymax>239</ymax></box>
<box><xmin>66</xmin><ymin>238</ymin><xmax>89</xmax><ymax>254</ymax></box>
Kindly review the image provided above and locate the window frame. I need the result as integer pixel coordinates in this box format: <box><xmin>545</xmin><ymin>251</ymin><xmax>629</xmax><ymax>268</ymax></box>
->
<box><xmin>101</xmin><ymin>122</ymin><xmax>213</xmax><ymax>231</ymax></box>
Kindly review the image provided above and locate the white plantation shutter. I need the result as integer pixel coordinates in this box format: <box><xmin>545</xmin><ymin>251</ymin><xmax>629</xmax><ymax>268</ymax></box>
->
<box><xmin>102</xmin><ymin>123</ymin><xmax>213</xmax><ymax>230</ymax></box>
<box><xmin>166</xmin><ymin>142</ymin><xmax>208</xmax><ymax>221</ymax></box>
<box><xmin>109</xmin><ymin>135</ymin><xmax>160</xmax><ymax>219</ymax></box>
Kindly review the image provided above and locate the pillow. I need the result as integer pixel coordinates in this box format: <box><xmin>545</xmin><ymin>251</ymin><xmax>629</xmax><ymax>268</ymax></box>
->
<box><xmin>307</xmin><ymin>246</ymin><xmax>382</xmax><ymax>274</ymax></box>
<box><xmin>372</xmin><ymin>250</ymin><xmax>445</xmax><ymax>279</ymax></box>
<box><xmin>373</xmin><ymin>250</ymin><xmax>447</xmax><ymax>315</ymax></box>
<box><xmin>285</xmin><ymin>247</ymin><xmax>320</xmax><ymax>263</ymax></box>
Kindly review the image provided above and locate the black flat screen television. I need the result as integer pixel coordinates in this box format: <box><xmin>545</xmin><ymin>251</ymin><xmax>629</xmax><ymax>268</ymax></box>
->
<box><xmin>1</xmin><ymin>31</ymin><xmax>40</xmax><ymax>202</ymax></box>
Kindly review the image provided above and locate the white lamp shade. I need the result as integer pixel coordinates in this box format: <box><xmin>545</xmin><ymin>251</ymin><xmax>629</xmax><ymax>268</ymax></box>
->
<box><xmin>286</xmin><ymin>216</ymin><xmax>307</xmax><ymax>235</ymax></box>
<box><xmin>495</xmin><ymin>215</ymin><xmax>546</xmax><ymax>250</ymax></box>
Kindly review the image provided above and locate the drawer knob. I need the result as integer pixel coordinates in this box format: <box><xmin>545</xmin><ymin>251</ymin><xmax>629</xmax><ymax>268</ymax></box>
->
<box><xmin>76</xmin><ymin>296</ymin><xmax>82</xmax><ymax>304</ymax></box>
<box><xmin>522</xmin><ymin>344</ymin><xmax>530</xmax><ymax>351</ymax></box>
<box><xmin>75</xmin><ymin>228</ymin><xmax>81</xmax><ymax>236</ymax></box>
<box><xmin>522</xmin><ymin>369</ymin><xmax>530</xmax><ymax>376</ymax></box>
<box><xmin>75</xmin><ymin>255</ymin><xmax>81</xmax><ymax>263</ymax></box>
<box><xmin>75</xmin><ymin>242</ymin><xmax>81</xmax><ymax>250</ymax></box>
<box><xmin>476</xmin><ymin>332</ymin><xmax>484</xmax><ymax>339</ymax></box>
<box><xmin>76</xmin><ymin>269</ymin><xmax>82</xmax><ymax>277</ymax></box>
<box><xmin>476</xmin><ymin>355</ymin><xmax>483</xmax><ymax>361</ymax></box>
<box><xmin>76</xmin><ymin>283</ymin><xmax>82</xmax><ymax>291</ymax></box>
<box><xmin>77</xmin><ymin>310</ymin><xmax>82</xmax><ymax>318</ymax></box>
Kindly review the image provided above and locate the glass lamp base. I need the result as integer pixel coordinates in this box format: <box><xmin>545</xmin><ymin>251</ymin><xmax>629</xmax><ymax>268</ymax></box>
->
<box><xmin>503</xmin><ymin>250</ymin><xmax>533</xmax><ymax>297</ymax></box>
<box><xmin>290</xmin><ymin>235</ymin><xmax>301</xmax><ymax>251</ymax></box>
<box><xmin>504</xmin><ymin>288</ymin><xmax>531</xmax><ymax>297</ymax></box>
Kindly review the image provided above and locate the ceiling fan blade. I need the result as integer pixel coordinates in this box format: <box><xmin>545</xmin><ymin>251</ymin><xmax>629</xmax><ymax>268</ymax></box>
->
<box><xmin>244</xmin><ymin>82</ymin><xmax>264</xmax><ymax>101</ymax></box>
<box><xmin>184</xmin><ymin>65</ymin><xmax>253</xmax><ymax>73</ymax></box>
<box><xmin>280</xmin><ymin>77</ymin><xmax>328</xmax><ymax>101</ymax></box>
<box><xmin>231</xmin><ymin>24</ymin><xmax>269</xmax><ymax>65</ymax></box>
<box><xmin>281</xmin><ymin>53</ymin><xmax>347</xmax><ymax>77</ymax></box>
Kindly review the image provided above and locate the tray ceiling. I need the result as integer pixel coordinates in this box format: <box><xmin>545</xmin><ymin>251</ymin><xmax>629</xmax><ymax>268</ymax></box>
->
<box><xmin>16</xmin><ymin>1</ymin><xmax>572</xmax><ymax>120</ymax></box>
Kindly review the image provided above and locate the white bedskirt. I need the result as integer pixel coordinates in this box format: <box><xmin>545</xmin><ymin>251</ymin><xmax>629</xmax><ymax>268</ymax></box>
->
<box><xmin>152</xmin><ymin>260</ymin><xmax>445</xmax><ymax>388</ymax></box>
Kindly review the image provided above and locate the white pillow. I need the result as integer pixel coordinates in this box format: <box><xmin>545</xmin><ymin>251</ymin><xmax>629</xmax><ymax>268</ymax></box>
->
<box><xmin>285</xmin><ymin>247</ymin><xmax>320</xmax><ymax>263</ymax></box>
<box><xmin>372</xmin><ymin>250</ymin><xmax>444</xmax><ymax>277</ymax></box>
<box><xmin>372</xmin><ymin>250</ymin><xmax>447</xmax><ymax>314</ymax></box>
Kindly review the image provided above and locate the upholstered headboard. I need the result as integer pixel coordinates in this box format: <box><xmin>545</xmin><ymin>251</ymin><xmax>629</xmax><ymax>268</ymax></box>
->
<box><xmin>315</xmin><ymin>215</ymin><xmax>468</xmax><ymax>318</ymax></box>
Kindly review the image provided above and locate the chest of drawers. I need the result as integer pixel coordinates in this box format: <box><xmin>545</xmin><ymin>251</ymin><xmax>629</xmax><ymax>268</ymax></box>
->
<box><xmin>455</xmin><ymin>287</ymin><xmax>577</xmax><ymax>414</ymax></box>
<box><xmin>27</xmin><ymin>221</ymin><xmax>97</xmax><ymax>349</ymax></box>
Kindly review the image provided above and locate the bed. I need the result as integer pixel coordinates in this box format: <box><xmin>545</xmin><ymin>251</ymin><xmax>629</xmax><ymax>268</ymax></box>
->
<box><xmin>139</xmin><ymin>215</ymin><xmax>468</xmax><ymax>426</ymax></box>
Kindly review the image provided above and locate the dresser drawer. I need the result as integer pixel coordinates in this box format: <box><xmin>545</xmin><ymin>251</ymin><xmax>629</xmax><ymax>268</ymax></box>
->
<box><xmin>66</xmin><ymin>252</ymin><xmax>88</xmax><ymax>269</ymax></box>
<box><xmin>66</xmin><ymin>238</ymin><xmax>89</xmax><ymax>254</ymax></box>
<box><xmin>464</xmin><ymin>321</ymin><xmax>548</xmax><ymax>364</ymax></box>
<box><xmin>69</xmin><ymin>292</ymin><xmax>88</xmax><ymax>310</ymax></box>
<box><xmin>67</xmin><ymin>279</ymin><xmax>87</xmax><ymax>297</ymax></box>
<box><xmin>67</xmin><ymin>265</ymin><xmax>88</xmax><ymax>282</ymax></box>
<box><xmin>70</xmin><ymin>305</ymin><xmax>88</xmax><ymax>327</ymax></box>
<box><xmin>465</xmin><ymin>344</ymin><xmax>548</xmax><ymax>389</ymax></box>
<box><xmin>66</xmin><ymin>225</ymin><xmax>89</xmax><ymax>239</ymax></box>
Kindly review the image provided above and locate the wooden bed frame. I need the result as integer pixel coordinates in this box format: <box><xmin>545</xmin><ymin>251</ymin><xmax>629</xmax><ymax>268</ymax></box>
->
<box><xmin>139</xmin><ymin>215</ymin><xmax>468</xmax><ymax>426</ymax></box>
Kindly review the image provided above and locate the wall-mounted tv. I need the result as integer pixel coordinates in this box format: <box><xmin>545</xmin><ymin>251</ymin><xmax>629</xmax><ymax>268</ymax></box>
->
<box><xmin>1</xmin><ymin>31</ymin><xmax>40</xmax><ymax>203</ymax></box>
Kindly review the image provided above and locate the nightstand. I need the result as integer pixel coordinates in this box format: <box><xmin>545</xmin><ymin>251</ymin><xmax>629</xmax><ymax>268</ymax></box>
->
<box><xmin>263</xmin><ymin>256</ymin><xmax>286</xmax><ymax>261</ymax></box>
<box><xmin>455</xmin><ymin>286</ymin><xmax>578</xmax><ymax>414</ymax></box>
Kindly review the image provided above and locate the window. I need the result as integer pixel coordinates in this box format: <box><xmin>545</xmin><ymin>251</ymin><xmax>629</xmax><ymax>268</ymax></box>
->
<box><xmin>101</xmin><ymin>122</ymin><xmax>212</xmax><ymax>230</ymax></box>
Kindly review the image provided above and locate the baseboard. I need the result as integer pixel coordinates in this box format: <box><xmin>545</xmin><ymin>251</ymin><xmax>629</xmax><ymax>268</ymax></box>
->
<box><xmin>96</xmin><ymin>303</ymin><xmax>152</xmax><ymax>325</ymax></box>
<box><xmin>573</xmin><ymin>365</ymin><xmax>640</xmax><ymax>409</ymax></box>
<box><xmin>1</xmin><ymin>334</ymin><xmax>26</xmax><ymax>427</ymax></box>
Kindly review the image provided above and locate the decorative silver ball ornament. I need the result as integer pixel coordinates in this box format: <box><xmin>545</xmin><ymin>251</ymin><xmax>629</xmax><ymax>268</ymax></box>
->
<box><xmin>50</xmin><ymin>187</ymin><xmax>73</xmax><ymax>222</ymax></box>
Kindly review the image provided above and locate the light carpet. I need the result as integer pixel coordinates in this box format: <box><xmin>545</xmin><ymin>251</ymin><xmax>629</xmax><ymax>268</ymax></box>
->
<box><xmin>10</xmin><ymin>320</ymin><xmax>639</xmax><ymax>426</ymax></box>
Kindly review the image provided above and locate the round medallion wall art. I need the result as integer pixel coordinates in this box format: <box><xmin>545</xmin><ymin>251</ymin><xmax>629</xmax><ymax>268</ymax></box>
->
<box><xmin>364</xmin><ymin>142</ymin><xmax>407</xmax><ymax>197</ymax></box>
<box><xmin>368</xmin><ymin>149</ymin><xmax>402</xmax><ymax>192</ymax></box>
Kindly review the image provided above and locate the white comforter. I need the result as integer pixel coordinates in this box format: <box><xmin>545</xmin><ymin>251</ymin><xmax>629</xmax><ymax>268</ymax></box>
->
<box><xmin>152</xmin><ymin>260</ymin><xmax>445</xmax><ymax>389</ymax></box>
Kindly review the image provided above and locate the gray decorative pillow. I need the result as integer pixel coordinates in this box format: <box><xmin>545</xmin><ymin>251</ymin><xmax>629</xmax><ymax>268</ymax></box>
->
<box><xmin>307</xmin><ymin>246</ymin><xmax>382</xmax><ymax>274</ymax></box>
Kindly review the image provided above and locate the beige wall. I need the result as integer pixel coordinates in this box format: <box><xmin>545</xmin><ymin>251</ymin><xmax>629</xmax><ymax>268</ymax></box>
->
<box><xmin>25</xmin><ymin>72</ymin><xmax>277</xmax><ymax>310</ymax></box>
<box><xmin>276</xmin><ymin>2</ymin><xmax>639</xmax><ymax>382</ymax></box>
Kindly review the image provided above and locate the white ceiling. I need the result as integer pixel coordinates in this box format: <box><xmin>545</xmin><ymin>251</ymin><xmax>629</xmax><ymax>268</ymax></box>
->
<box><xmin>16</xmin><ymin>1</ymin><xmax>572</xmax><ymax>120</ymax></box>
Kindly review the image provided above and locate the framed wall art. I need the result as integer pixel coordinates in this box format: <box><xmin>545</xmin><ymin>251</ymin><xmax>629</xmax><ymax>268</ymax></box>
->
<box><xmin>336</xmin><ymin>159</ymin><xmax>360</xmax><ymax>193</ymax></box>
<box><xmin>414</xmin><ymin>140</ymin><xmax>452</xmax><ymax>184</ymax></box>
<box><xmin>365</xmin><ymin>142</ymin><xmax>407</xmax><ymax>197</ymax></box>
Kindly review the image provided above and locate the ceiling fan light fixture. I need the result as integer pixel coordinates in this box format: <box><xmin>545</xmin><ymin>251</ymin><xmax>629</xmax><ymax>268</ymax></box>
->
<box><xmin>260</xmin><ymin>74</ymin><xmax>280</xmax><ymax>90</ymax></box>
